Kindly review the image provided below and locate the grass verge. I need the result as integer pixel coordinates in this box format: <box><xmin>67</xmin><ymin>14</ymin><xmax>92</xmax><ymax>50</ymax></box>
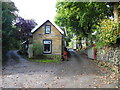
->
<box><xmin>25</xmin><ymin>56</ymin><xmax>62</xmax><ymax>63</ymax></box>
<box><xmin>26</xmin><ymin>54</ymin><xmax>62</xmax><ymax>63</ymax></box>
<box><xmin>27</xmin><ymin>58</ymin><xmax>61</xmax><ymax>63</ymax></box>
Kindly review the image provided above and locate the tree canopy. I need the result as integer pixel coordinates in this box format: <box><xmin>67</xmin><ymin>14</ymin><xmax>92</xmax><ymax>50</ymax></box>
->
<box><xmin>55</xmin><ymin>2</ymin><xmax>112</xmax><ymax>38</ymax></box>
<box><xmin>2</xmin><ymin>1</ymin><xmax>37</xmax><ymax>61</ymax></box>
<box><xmin>2</xmin><ymin>1</ymin><xmax>18</xmax><ymax>60</ymax></box>
<box><xmin>55</xmin><ymin>2</ymin><xmax>119</xmax><ymax>48</ymax></box>
<box><xmin>15</xmin><ymin>17</ymin><xmax>37</xmax><ymax>41</ymax></box>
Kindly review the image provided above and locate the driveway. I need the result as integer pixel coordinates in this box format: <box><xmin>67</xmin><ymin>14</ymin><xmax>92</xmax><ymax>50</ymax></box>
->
<box><xmin>2</xmin><ymin>50</ymin><xmax>118</xmax><ymax>88</ymax></box>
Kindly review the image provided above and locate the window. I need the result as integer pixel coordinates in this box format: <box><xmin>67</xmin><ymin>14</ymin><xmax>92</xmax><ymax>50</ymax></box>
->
<box><xmin>43</xmin><ymin>40</ymin><xmax>52</xmax><ymax>54</ymax></box>
<box><xmin>45</xmin><ymin>25</ymin><xmax>51</xmax><ymax>34</ymax></box>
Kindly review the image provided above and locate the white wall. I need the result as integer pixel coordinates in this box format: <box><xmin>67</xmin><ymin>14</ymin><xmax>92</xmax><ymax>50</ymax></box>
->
<box><xmin>87</xmin><ymin>48</ymin><xmax>94</xmax><ymax>59</ymax></box>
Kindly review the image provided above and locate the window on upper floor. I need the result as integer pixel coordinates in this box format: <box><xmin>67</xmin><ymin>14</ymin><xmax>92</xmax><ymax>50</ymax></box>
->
<box><xmin>45</xmin><ymin>25</ymin><xmax>51</xmax><ymax>34</ymax></box>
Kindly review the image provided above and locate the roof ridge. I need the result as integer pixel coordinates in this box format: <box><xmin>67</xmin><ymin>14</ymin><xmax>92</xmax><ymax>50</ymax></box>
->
<box><xmin>31</xmin><ymin>20</ymin><xmax>64</xmax><ymax>34</ymax></box>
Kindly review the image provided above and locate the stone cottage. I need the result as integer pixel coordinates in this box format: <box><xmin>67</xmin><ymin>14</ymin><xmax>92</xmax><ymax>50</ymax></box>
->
<box><xmin>28</xmin><ymin>20</ymin><xmax>66</xmax><ymax>58</ymax></box>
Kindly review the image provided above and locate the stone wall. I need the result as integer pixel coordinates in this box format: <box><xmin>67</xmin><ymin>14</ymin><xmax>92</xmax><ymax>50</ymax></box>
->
<box><xmin>33</xmin><ymin>21</ymin><xmax>62</xmax><ymax>55</ymax></box>
<box><xmin>97</xmin><ymin>45</ymin><xmax>120</xmax><ymax>65</ymax></box>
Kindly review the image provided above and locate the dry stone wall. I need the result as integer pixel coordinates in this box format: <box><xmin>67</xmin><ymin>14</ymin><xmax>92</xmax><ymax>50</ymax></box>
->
<box><xmin>97</xmin><ymin>45</ymin><xmax>120</xmax><ymax>65</ymax></box>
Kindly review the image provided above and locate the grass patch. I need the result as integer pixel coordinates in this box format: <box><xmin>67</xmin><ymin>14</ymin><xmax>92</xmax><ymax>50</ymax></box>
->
<box><xmin>18</xmin><ymin>50</ymin><xmax>62</xmax><ymax>63</ymax></box>
<box><xmin>26</xmin><ymin>55</ymin><xmax>62</xmax><ymax>63</ymax></box>
<box><xmin>22</xmin><ymin>54</ymin><xmax>62</xmax><ymax>63</ymax></box>
<box><xmin>28</xmin><ymin>59</ymin><xmax>61</xmax><ymax>63</ymax></box>
<box><xmin>27</xmin><ymin>58</ymin><xmax>62</xmax><ymax>63</ymax></box>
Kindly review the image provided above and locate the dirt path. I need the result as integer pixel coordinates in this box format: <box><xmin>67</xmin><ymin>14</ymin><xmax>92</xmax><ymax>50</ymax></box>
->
<box><xmin>2</xmin><ymin>50</ymin><xmax>118</xmax><ymax>88</ymax></box>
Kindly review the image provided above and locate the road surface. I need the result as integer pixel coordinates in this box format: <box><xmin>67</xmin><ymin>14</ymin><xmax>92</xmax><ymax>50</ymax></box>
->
<box><xmin>2</xmin><ymin>50</ymin><xmax>118</xmax><ymax>88</ymax></box>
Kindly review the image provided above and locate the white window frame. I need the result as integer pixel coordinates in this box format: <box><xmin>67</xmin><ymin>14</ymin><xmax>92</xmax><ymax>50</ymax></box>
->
<box><xmin>43</xmin><ymin>40</ymin><xmax>52</xmax><ymax>54</ymax></box>
<box><xmin>45</xmin><ymin>25</ymin><xmax>51</xmax><ymax>34</ymax></box>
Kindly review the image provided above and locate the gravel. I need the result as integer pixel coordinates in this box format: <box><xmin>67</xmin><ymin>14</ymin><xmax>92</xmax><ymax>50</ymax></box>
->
<box><xmin>2</xmin><ymin>50</ymin><xmax>118</xmax><ymax>88</ymax></box>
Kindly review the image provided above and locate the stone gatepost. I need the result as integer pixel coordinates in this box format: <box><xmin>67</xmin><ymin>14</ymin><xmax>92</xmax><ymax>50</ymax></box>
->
<box><xmin>28</xmin><ymin>34</ymin><xmax>33</xmax><ymax>58</ymax></box>
<box><xmin>28</xmin><ymin>44</ymin><xmax>33</xmax><ymax>58</ymax></box>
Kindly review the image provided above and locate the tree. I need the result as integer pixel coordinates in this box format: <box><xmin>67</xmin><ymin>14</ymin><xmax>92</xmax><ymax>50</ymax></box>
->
<box><xmin>107</xmin><ymin>2</ymin><xmax>120</xmax><ymax>21</ymax></box>
<box><xmin>55</xmin><ymin>2</ymin><xmax>111</xmax><ymax>36</ymax></box>
<box><xmin>15</xmin><ymin>17</ymin><xmax>37</xmax><ymax>41</ymax></box>
<box><xmin>96</xmin><ymin>19</ymin><xmax>119</xmax><ymax>47</ymax></box>
<box><xmin>2</xmin><ymin>1</ymin><xmax>19</xmax><ymax>61</ymax></box>
<box><xmin>96</xmin><ymin>2</ymin><xmax>120</xmax><ymax>47</ymax></box>
<box><xmin>54</xmin><ymin>2</ymin><xmax>112</xmax><ymax>46</ymax></box>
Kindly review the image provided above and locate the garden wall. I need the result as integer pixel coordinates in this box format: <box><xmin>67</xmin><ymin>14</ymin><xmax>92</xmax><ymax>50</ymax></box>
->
<box><xmin>97</xmin><ymin>45</ymin><xmax>120</xmax><ymax>65</ymax></box>
<box><xmin>82</xmin><ymin>44</ymin><xmax>96</xmax><ymax>59</ymax></box>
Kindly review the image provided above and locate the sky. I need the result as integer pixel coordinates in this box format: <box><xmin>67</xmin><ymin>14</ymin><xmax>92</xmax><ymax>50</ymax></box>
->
<box><xmin>11</xmin><ymin>0</ymin><xmax>57</xmax><ymax>24</ymax></box>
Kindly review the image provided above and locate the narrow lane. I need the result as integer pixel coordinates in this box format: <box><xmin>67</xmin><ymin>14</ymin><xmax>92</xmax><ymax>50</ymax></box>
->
<box><xmin>2</xmin><ymin>50</ymin><xmax>118</xmax><ymax>88</ymax></box>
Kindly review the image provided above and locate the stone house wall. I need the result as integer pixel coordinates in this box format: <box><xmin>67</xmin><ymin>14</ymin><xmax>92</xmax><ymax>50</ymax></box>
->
<box><xmin>97</xmin><ymin>45</ymin><xmax>120</xmax><ymax>65</ymax></box>
<box><xmin>32</xmin><ymin>21</ymin><xmax>63</xmax><ymax>55</ymax></box>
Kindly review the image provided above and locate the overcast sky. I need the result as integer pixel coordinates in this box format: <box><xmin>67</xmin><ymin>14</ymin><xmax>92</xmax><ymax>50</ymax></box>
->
<box><xmin>12</xmin><ymin>0</ymin><xmax>57</xmax><ymax>24</ymax></box>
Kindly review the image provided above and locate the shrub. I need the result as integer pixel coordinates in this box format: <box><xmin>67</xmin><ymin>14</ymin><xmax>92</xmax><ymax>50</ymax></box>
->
<box><xmin>96</xmin><ymin>19</ymin><xmax>120</xmax><ymax>47</ymax></box>
<box><xmin>33</xmin><ymin>43</ymin><xmax>42</xmax><ymax>56</ymax></box>
<box><xmin>68</xmin><ymin>36</ymin><xmax>77</xmax><ymax>48</ymax></box>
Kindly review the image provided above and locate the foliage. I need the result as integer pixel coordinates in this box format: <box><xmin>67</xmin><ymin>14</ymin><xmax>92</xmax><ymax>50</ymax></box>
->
<box><xmin>2</xmin><ymin>2</ymin><xmax>19</xmax><ymax>61</ymax></box>
<box><xmin>28</xmin><ymin>59</ymin><xmax>61</xmax><ymax>63</ymax></box>
<box><xmin>55</xmin><ymin>2</ymin><xmax>112</xmax><ymax>39</ymax></box>
<box><xmin>64</xmin><ymin>31</ymin><xmax>74</xmax><ymax>46</ymax></box>
<box><xmin>54</xmin><ymin>2</ymin><xmax>118</xmax><ymax>49</ymax></box>
<box><xmin>27</xmin><ymin>54</ymin><xmax>61</xmax><ymax>63</ymax></box>
<box><xmin>33</xmin><ymin>43</ymin><xmax>43</xmax><ymax>56</ymax></box>
<box><xmin>68</xmin><ymin>35</ymin><xmax>76</xmax><ymax>48</ymax></box>
<box><xmin>96</xmin><ymin>19</ymin><xmax>120</xmax><ymax>47</ymax></box>
<box><xmin>15</xmin><ymin>17</ymin><xmax>37</xmax><ymax>41</ymax></box>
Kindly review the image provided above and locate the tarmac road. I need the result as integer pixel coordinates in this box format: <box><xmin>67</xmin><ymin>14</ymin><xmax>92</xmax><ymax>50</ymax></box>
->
<box><xmin>2</xmin><ymin>50</ymin><xmax>118</xmax><ymax>88</ymax></box>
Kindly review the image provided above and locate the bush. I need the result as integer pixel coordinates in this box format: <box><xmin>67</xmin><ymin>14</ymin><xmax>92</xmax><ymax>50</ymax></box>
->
<box><xmin>68</xmin><ymin>36</ymin><xmax>77</xmax><ymax>48</ymax></box>
<box><xmin>33</xmin><ymin>43</ymin><xmax>42</xmax><ymax>56</ymax></box>
<box><xmin>96</xmin><ymin>19</ymin><xmax>120</xmax><ymax>47</ymax></box>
